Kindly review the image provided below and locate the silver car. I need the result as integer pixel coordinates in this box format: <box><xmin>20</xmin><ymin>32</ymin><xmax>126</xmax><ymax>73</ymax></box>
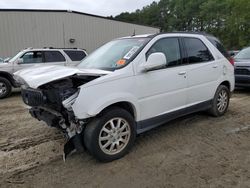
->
<box><xmin>234</xmin><ymin>47</ymin><xmax>250</xmax><ymax>88</ymax></box>
<box><xmin>0</xmin><ymin>48</ymin><xmax>87</xmax><ymax>99</ymax></box>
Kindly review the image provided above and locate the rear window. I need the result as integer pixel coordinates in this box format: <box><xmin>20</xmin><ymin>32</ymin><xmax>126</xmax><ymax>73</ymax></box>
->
<box><xmin>206</xmin><ymin>36</ymin><xmax>230</xmax><ymax>58</ymax></box>
<box><xmin>64</xmin><ymin>50</ymin><xmax>86</xmax><ymax>61</ymax></box>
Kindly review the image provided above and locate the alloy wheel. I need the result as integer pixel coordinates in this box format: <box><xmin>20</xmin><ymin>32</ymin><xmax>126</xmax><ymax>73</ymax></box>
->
<box><xmin>0</xmin><ymin>82</ymin><xmax>7</xmax><ymax>97</ymax></box>
<box><xmin>217</xmin><ymin>89</ymin><xmax>228</xmax><ymax>113</ymax></box>
<box><xmin>98</xmin><ymin>117</ymin><xmax>131</xmax><ymax>155</ymax></box>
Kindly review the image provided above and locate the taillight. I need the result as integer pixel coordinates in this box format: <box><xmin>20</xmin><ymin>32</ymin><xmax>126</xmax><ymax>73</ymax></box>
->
<box><xmin>228</xmin><ymin>57</ymin><xmax>234</xmax><ymax>66</ymax></box>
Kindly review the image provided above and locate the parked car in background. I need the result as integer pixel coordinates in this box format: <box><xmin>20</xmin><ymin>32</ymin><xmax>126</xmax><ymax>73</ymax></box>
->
<box><xmin>0</xmin><ymin>58</ymin><xmax>4</xmax><ymax>63</ymax></box>
<box><xmin>14</xmin><ymin>32</ymin><xmax>234</xmax><ymax>162</ymax></box>
<box><xmin>0</xmin><ymin>48</ymin><xmax>87</xmax><ymax>99</ymax></box>
<box><xmin>228</xmin><ymin>50</ymin><xmax>239</xmax><ymax>57</ymax></box>
<box><xmin>234</xmin><ymin>47</ymin><xmax>250</xmax><ymax>88</ymax></box>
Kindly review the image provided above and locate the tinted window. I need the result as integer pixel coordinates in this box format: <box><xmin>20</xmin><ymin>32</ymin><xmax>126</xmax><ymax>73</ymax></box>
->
<box><xmin>147</xmin><ymin>38</ymin><xmax>181</xmax><ymax>67</ymax></box>
<box><xmin>184</xmin><ymin>38</ymin><xmax>214</xmax><ymax>63</ymax></box>
<box><xmin>206</xmin><ymin>36</ymin><xmax>230</xmax><ymax>58</ymax></box>
<box><xmin>64</xmin><ymin>50</ymin><xmax>86</xmax><ymax>61</ymax></box>
<box><xmin>21</xmin><ymin>51</ymin><xmax>43</xmax><ymax>64</ymax></box>
<box><xmin>44</xmin><ymin>51</ymin><xmax>65</xmax><ymax>63</ymax></box>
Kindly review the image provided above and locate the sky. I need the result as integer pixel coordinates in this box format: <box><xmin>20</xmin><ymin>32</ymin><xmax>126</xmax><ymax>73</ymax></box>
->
<box><xmin>0</xmin><ymin>0</ymin><xmax>158</xmax><ymax>16</ymax></box>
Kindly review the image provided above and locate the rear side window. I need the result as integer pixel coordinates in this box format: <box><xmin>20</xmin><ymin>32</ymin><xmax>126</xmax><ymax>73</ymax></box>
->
<box><xmin>146</xmin><ymin>37</ymin><xmax>181</xmax><ymax>67</ymax></box>
<box><xmin>44</xmin><ymin>51</ymin><xmax>65</xmax><ymax>63</ymax></box>
<box><xmin>184</xmin><ymin>38</ymin><xmax>214</xmax><ymax>64</ymax></box>
<box><xmin>64</xmin><ymin>50</ymin><xmax>86</xmax><ymax>61</ymax></box>
<box><xmin>206</xmin><ymin>36</ymin><xmax>230</xmax><ymax>58</ymax></box>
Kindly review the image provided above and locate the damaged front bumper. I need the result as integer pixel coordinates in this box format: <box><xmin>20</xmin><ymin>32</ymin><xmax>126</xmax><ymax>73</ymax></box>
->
<box><xmin>29</xmin><ymin>107</ymin><xmax>86</xmax><ymax>160</ymax></box>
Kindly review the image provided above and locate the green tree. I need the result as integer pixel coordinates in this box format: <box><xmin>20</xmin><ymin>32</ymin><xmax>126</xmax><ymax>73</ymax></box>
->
<box><xmin>113</xmin><ymin>0</ymin><xmax>250</xmax><ymax>49</ymax></box>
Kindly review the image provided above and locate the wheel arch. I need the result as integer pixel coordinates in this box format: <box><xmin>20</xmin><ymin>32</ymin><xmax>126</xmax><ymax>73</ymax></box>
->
<box><xmin>0</xmin><ymin>71</ymin><xmax>17</xmax><ymax>87</ymax></box>
<box><xmin>219</xmin><ymin>80</ymin><xmax>231</xmax><ymax>91</ymax></box>
<box><xmin>99</xmin><ymin>101</ymin><xmax>137</xmax><ymax>119</ymax></box>
<box><xmin>86</xmin><ymin>98</ymin><xmax>139</xmax><ymax>121</ymax></box>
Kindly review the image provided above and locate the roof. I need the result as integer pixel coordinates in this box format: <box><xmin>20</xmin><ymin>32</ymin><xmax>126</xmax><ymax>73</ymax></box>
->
<box><xmin>20</xmin><ymin>47</ymin><xmax>86</xmax><ymax>52</ymax></box>
<box><xmin>120</xmin><ymin>32</ymin><xmax>215</xmax><ymax>40</ymax></box>
<box><xmin>0</xmin><ymin>9</ymin><xmax>160</xmax><ymax>30</ymax></box>
<box><xmin>120</xmin><ymin>34</ymin><xmax>156</xmax><ymax>39</ymax></box>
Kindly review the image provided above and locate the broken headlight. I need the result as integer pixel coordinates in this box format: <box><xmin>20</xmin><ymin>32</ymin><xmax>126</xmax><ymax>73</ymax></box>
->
<box><xmin>62</xmin><ymin>90</ymin><xmax>80</xmax><ymax>110</ymax></box>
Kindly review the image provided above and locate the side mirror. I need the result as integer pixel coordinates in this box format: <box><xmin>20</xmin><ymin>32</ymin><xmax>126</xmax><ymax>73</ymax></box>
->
<box><xmin>4</xmin><ymin>57</ymin><xmax>10</xmax><ymax>62</ymax></box>
<box><xmin>17</xmin><ymin>58</ymin><xmax>23</xmax><ymax>64</ymax></box>
<box><xmin>140</xmin><ymin>52</ymin><xmax>167</xmax><ymax>72</ymax></box>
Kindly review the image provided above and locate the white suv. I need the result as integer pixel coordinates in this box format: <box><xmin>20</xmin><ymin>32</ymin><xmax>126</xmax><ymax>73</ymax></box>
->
<box><xmin>15</xmin><ymin>33</ymin><xmax>235</xmax><ymax>162</ymax></box>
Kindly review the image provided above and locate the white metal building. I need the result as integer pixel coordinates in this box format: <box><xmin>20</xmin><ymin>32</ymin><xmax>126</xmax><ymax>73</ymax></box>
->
<box><xmin>0</xmin><ymin>9</ymin><xmax>160</xmax><ymax>57</ymax></box>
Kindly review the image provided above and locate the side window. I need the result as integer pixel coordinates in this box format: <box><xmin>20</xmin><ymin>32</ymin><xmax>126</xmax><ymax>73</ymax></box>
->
<box><xmin>146</xmin><ymin>38</ymin><xmax>181</xmax><ymax>67</ymax></box>
<box><xmin>184</xmin><ymin>38</ymin><xmax>214</xmax><ymax>64</ymax></box>
<box><xmin>21</xmin><ymin>51</ymin><xmax>43</xmax><ymax>64</ymax></box>
<box><xmin>44</xmin><ymin>51</ymin><xmax>65</xmax><ymax>63</ymax></box>
<box><xmin>64</xmin><ymin>50</ymin><xmax>87</xmax><ymax>61</ymax></box>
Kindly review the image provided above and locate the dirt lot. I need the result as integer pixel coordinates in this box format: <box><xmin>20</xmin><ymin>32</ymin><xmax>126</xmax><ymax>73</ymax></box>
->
<box><xmin>0</xmin><ymin>90</ymin><xmax>250</xmax><ymax>188</ymax></box>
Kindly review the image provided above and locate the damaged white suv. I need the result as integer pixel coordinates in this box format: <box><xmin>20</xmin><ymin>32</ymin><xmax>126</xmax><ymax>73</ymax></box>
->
<box><xmin>14</xmin><ymin>33</ymin><xmax>235</xmax><ymax>162</ymax></box>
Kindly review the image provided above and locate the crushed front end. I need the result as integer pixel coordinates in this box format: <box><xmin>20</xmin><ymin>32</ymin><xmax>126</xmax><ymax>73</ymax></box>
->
<box><xmin>21</xmin><ymin>75</ymin><xmax>97</xmax><ymax>160</ymax></box>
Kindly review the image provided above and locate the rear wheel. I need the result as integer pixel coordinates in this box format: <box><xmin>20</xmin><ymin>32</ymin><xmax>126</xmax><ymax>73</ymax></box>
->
<box><xmin>0</xmin><ymin>77</ymin><xmax>12</xmax><ymax>99</ymax></box>
<box><xmin>84</xmin><ymin>107</ymin><xmax>136</xmax><ymax>162</ymax></box>
<box><xmin>209</xmin><ymin>85</ymin><xmax>230</xmax><ymax>117</ymax></box>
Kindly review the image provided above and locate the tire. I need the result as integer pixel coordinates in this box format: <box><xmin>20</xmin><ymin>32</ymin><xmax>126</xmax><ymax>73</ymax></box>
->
<box><xmin>0</xmin><ymin>77</ymin><xmax>12</xmax><ymax>99</ymax></box>
<box><xmin>84</xmin><ymin>107</ymin><xmax>136</xmax><ymax>162</ymax></box>
<box><xmin>209</xmin><ymin>85</ymin><xmax>230</xmax><ymax>117</ymax></box>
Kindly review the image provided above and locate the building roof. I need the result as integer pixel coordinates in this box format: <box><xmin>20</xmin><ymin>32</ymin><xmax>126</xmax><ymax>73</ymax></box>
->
<box><xmin>0</xmin><ymin>9</ymin><xmax>160</xmax><ymax>29</ymax></box>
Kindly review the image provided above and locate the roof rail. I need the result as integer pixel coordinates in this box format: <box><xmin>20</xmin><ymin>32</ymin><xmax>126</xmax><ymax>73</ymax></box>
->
<box><xmin>155</xmin><ymin>31</ymin><xmax>213</xmax><ymax>37</ymax></box>
<box><xmin>43</xmin><ymin>47</ymin><xmax>84</xmax><ymax>50</ymax></box>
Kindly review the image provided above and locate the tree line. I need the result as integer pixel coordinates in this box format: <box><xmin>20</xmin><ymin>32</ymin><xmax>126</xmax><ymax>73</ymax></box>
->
<box><xmin>111</xmin><ymin>0</ymin><xmax>250</xmax><ymax>50</ymax></box>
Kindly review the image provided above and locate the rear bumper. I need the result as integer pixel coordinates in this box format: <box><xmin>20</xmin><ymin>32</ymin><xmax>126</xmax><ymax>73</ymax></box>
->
<box><xmin>235</xmin><ymin>75</ymin><xmax>250</xmax><ymax>87</ymax></box>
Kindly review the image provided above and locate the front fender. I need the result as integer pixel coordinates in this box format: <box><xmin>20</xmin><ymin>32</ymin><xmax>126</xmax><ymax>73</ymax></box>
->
<box><xmin>87</xmin><ymin>93</ymin><xmax>139</xmax><ymax>120</ymax></box>
<box><xmin>72</xmin><ymin>91</ymin><xmax>140</xmax><ymax>121</ymax></box>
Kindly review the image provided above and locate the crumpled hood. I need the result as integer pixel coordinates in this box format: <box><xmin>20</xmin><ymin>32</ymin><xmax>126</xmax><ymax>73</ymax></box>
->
<box><xmin>14</xmin><ymin>65</ymin><xmax>111</xmax><ymax>88</ymax></box>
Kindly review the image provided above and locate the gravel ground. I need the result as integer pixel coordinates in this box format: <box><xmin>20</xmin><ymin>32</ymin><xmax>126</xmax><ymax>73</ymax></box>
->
<box><xmin>0</xmin><ymin>90</ymin><xmax>250</xmax><ymax>188</ymax></box>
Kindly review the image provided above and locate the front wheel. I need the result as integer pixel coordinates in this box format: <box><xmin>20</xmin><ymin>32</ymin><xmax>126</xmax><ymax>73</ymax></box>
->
<box><xmin>84</xmin><ymin>107</ymin><xmax>136</xmax><ymax>162</ymax></box>
<box><xmin>0</xmin><ymin>77</ymin><xmax>12</xmax><ymax>99</ymax></box>
<box><xmin>209</xmin><ymin>85</ymin><xmax>230</xmax><ymax>117</ymax></box>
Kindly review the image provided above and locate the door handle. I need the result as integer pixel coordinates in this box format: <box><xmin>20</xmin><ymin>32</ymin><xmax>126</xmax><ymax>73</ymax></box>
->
<box><xmin>178</xmin><ymin>71</ymin><xmax>186</xmax><ymax>75</ymax></box>
<box><xmin>212</xmin><ymin>65</ymin><xmax>218</xmax><ymax>68</ymax></box>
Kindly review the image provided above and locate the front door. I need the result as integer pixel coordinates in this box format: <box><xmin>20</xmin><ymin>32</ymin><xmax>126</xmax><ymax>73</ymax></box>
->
<box><xmin>136</xmin><ymin>37</ymin><xmax>188</xmax><ymax>122</ymax></box>
<box><xmin>14</xmin><ymin>51</ymin><xmax>44</xmax><ymax>72</ymax></box>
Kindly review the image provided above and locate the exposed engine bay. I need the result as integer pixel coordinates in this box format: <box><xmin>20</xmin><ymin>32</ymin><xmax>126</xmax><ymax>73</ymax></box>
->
<box><xmin>21</xmin><ymin>74</ymin><xmax>100</xmax><ymax>160</ymax></box>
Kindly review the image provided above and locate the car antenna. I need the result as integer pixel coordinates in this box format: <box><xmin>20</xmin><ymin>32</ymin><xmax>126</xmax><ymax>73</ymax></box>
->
<box><xmin>131</xmin><ymin>29</ymin><xmax>136</xmax><ymax>37</ymax></box>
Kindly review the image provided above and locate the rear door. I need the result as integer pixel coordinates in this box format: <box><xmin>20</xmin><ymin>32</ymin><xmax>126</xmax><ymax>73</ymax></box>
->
<box><xmin>44</xmin><ymin>51</ymin><xmax>66</xmax><ymax>66</ymax></box>
<box><xmin>183</xmin><ymin>37</ymin><xmax>221</xmax><ymax>106</ymax></box>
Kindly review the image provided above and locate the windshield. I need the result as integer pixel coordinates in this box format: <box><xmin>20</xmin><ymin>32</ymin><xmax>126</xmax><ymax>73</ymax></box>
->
<box><xmin>8</xmin><ymin>51</ymin><xmax>24</xmax><ymax>63</ymax></box>
<box><xmin>77</xmin><ymin>38</ymin><xmax>150</xmax><ymax>70</ymax></box>
<box><xmin>235</xmin><ymin>47</ymin><xmax>250</xmax><ymax>59</ymax></box>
